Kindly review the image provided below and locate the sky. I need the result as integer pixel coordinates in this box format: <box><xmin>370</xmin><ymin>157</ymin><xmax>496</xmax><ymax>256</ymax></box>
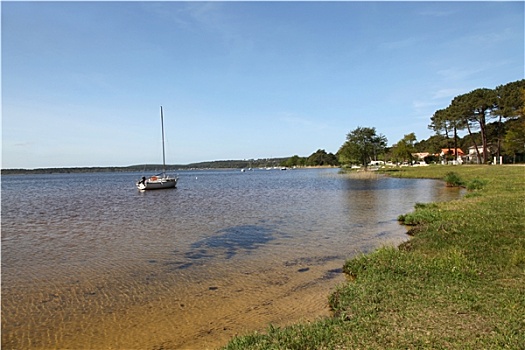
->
<box><xmin>2</xmin><ymin>1</ymin><xmax>524</xmax><ymax>169</ymax></box>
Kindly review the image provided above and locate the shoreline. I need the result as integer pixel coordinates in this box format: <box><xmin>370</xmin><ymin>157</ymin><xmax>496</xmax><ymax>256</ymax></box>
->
<box><xmin>222</xmin><ymin>165</ymin><xmax>525</xmax><ymax>349</ymax></box>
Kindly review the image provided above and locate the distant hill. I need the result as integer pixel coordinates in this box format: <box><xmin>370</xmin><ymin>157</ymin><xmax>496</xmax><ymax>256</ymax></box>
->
<box><xmin>1</xmin><ymin>158</ymin><xmax>289</xmax><ymax>175</ymax></box>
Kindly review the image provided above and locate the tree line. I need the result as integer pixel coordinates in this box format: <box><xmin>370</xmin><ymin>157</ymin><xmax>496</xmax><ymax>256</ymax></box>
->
<box><xmin>428</xmin><ymin>79</ymin><xmax>525</xmax><ymax>164</ymax></box>
<box><xmin>294</xmin><ymin>79</ymin><xmax>525</xmax><ymax>168</ymax></box>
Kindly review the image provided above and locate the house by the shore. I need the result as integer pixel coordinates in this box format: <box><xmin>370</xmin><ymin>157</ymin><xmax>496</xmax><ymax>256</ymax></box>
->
<box><xmin>467</xmin><ymin>145</ymin><xmax>498</xmax><ymax>164</ymax></box>
<box><xmin>440</xmin><ymin>148</ymin><xmax>465</xmax><ymax>164</ymax></box>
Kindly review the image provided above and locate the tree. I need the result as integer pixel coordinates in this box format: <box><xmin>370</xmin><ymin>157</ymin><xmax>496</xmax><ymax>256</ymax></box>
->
<box><xmin>282</xmin><ymin>155</ymin><xmax>306</xmax><ymax>167</ymax></box>
<box><xmin>494</xmin><ymin>80</ymin><xmax>525</xmax><ymax>158</ymax></box>
<box><xmin>503</xmin><ymin>117</ymin><xmax>525</xmax><ymax>163</ymax></box>
<box><xmin>446</xmin><ymin>88</ymin><xmax>501</xmax><ymax>163</ymax></box>
<box><xmin>338</xmin><ymin>127</ymin><xmax>387</xmax><ymax>169</ymax></box>
<box><xmin>415</xmin><ymin>134</ymin><xmax>446</xmax><ymax>154</ymax></box>
<box><xmin>501</xmin><ymin>86</ymin><xmax>525</xmax><ymax>162</ymax></box>
<box><xmin>447</xmin><ymin>95</ymin><xmax>474</xmax><ymax>161</ymax></box>
<box><xmin>429</xmin><ymin>109</ymin><xmax>452</xmax><ymax>155</ymax></box>
<box><xmin>467</xmin><ymin>88</ymin><xmax>498</xmax><ymax>163</ymax></box>
<box><xmin>306</xmin><ymin>149</ymin><xmax>338</xmax><ymax>166</ymax></box>
<box><xmin>424</xmin><ymin>80</ymin><xmax>525</xmax><ymax>163</ymax></box>
<box><xmin>495</xmin><ymin>80</ymin><xmax>525</xmax><ymax>119</ymax></box>
<box><xmin>429</xmin><ymin>109</ymin><xmax>451</xmax><ymax>144</ymax></box>
<box><xmin>393</xmin><ymin>133</ymin><xmax>417</xmax><ymax>164</ymax></box>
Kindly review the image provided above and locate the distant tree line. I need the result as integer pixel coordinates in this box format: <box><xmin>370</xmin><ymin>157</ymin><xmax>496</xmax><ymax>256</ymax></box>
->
<box><xmin>1</xmin><ymin>158</ymin><xmax>290</xmax><ymax>175</ymax></box>
<box><xmin>178</xmin><ymin>158</ymin><xmax>289</xmax><ymax>169</ymax></box>
<box><xmin>1</xmin><ymin>166</ymin><xmax>143</xmax><ymax>175</ymax></box>
<box><xmin>280</xmin><ymin>149</ymin><xmax>339</xmax><ymax>167</ymax></box>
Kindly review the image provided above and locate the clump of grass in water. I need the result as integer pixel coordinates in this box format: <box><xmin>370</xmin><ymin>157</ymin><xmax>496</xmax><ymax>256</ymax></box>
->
<box><xmin>444</xmin><ymin>171</ymin><xmax>464</xmax><ymax>187</ymax></box>
<box><xmin>398</xmin><ymin>202</ymin><xmax>441</xmax><ymax>226</ymax></box>
<box><xmin>443</xmin><ymin>172</ymin><xmax>488</xmax><ymax>191</ymax></box>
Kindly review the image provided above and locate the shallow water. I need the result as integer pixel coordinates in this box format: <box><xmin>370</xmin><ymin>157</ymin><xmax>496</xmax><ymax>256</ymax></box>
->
<box><xmin>1</xmin><ymin>169</ymin><xmax>461</xmax><ymax>349</ymax></box>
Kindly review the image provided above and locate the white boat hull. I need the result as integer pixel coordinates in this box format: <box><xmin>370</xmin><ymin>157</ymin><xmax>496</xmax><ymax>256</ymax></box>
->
<box><xmin>137</xmin><ymin>176</ymin><xmax>177</xmax><ymax>190</ymax></box>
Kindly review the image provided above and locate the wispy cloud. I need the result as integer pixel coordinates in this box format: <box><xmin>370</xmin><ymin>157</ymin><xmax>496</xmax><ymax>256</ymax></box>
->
<box><xmin>144</xmin><ymin>2</ymin><xmax>226</xmax><ymax>33</ymax></box>
<box><xmin>436</xmin><ymin>58</ymin><xmax>515</xmax><ymax>83</ymax></box>
<box><xmin>378</xmin><ymin>37</ymin><xmax>420</xmax><ymax>51</ymax></box>
<box><xmin>417</xmin><ymin>9</ymin><xmax>457</xmax><ymax>17</ymax></box>
<box><xmin>411</xmin><ymin>86</ymin><xmax>474</xmax><ymax>122</ymax></box>
<box><xmin>280</xmin><ymin>113</ymin><xmax>328</xmax><ymax>130</ymax></box>
<box><xmin>412</xmin><ymin>99</ymin><xmax>441</xmax><ymax>117</ymax></box>
<box><xmin>183</xmin><ymin>2</ymin><xmax>226</xmax><ymax>29</ymax></box>
<box><xmin>431</xmin><ymin>88</ymin><xmax>467</xmax><ymax>100</ymax></box>
<box><xmin>13</xmin><ymin>142</ymin><xmax>34</xmax><ymax>148</ymax></box>
<box><xmin>436</xmin><ymin>66</ymin><xmax>486</xmax><ymax>82</ymax></box>
<box><xmin>463</xmin><ymin>28</ymin><xmax>517</xmax><ymax>46</ymax></box>
<box><xmin>412</xmin><ymin>100</ymin><xmax>438</xmax><ymax>110</ymax></box>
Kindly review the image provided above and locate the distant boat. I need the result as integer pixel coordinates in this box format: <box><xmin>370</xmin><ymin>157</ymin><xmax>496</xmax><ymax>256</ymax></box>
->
<box><xmin>137</xmin><ymin>106</ymin><xmax>178</xmax><ymax>190</ymax></box>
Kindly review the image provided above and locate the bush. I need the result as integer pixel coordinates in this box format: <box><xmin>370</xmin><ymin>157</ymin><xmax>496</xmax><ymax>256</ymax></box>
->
<box><xmin>444</xmin><ymin>172</ymin><xmax>464</xmax><ymax>187</ymax></box>
<box><xmin>423</xmin><ymin>155</ymin><xmax>439</xmax><ymax>164</ymax></box>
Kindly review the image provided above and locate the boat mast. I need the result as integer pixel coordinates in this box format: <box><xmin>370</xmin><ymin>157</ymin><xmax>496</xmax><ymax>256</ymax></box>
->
<box><xmin>160</xmin><ymin>106</ymin><xmax>166</xmax><ymax>175</ymax></box>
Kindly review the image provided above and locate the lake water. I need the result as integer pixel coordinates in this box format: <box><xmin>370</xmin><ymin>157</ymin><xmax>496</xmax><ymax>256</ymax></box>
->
<box><xmin>1</xmin><ymin>168</ymin><xmax>461</xmax><ymax>349</ymax></box>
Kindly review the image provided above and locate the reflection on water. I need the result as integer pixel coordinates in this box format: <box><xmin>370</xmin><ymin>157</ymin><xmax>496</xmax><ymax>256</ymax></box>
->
<box><xmin>1</xmin><ymin>169</ymin><xmax>461</xmax><ymax>349</ymax></box>
<box><xmin>341</xmin><ymin>177</ymin><xmax>452</xmax><ymax>245</ymax></box>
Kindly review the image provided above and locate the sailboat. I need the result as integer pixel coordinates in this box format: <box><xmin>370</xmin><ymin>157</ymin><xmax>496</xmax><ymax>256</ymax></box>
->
<box><xmin>136</xmin><ymin>106</ymin><xmax>178</xmax><ymax>190</ymax></box>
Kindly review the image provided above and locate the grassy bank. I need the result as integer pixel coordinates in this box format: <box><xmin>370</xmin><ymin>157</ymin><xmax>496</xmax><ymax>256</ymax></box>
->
<box><xmin>223</xmin><ymin>165</ymin><xmax>524</xmax><ymax>349</ymax></box>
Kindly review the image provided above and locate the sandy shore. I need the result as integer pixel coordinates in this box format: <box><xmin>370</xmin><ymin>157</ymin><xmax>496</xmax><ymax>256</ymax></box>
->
<box><xmin>2</xmin><ymin>254</ymin><xmax>347</xmax><ymax>350</ymax></box>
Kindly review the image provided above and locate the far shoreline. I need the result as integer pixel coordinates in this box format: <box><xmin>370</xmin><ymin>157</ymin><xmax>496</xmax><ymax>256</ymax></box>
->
<box><xmin>1</xmin><ymin>164</ymin><xmax>339</xmax><ymax>175</ymax></box>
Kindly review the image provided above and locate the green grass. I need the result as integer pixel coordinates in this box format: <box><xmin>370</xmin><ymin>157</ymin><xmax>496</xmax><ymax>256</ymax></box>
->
<box><xmin>223</xmin><ymin>165</ymin><xmax>525</xmax><ymax>350</ymax></box>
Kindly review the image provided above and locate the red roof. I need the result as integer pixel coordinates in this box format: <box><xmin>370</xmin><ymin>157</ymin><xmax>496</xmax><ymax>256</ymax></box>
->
<box><xmin>441</xmin><ymin>148</ymin><xmax>465</xmax><ymax>156</ymax></box>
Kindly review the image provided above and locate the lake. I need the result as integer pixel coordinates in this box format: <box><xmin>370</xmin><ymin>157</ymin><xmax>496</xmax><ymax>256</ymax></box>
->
<box><xmin>1</xmin><ymin>168</ymin><xmax>461</xmax><ymax>349</ymax></box>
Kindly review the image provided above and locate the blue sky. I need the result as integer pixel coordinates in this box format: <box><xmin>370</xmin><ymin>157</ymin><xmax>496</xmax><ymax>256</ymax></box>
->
<box><xmin>2</xmin><ymin>1</ymin><xmax>524</xmax><ymax>168</ymax></box>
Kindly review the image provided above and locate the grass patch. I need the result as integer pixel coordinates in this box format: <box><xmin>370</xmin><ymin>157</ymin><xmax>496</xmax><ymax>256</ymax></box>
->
<box><xmin>398</xmin><ymin>202</ymin><xmax>442</xmax><ymax>226</ymax></box>
<box><xmin>223</xmin><ymin>165</ymin><xmax>525</xmax><ymax>349</ymax></box>
<box><xmin>466</xmin><ymin>178</ymin><xmax>488</xmax><ymax>191</ymax></box>
<box><xmin>444</xmin><ymin>171</ymin><xmax>465</xmax><ymax>187</ymax></box>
